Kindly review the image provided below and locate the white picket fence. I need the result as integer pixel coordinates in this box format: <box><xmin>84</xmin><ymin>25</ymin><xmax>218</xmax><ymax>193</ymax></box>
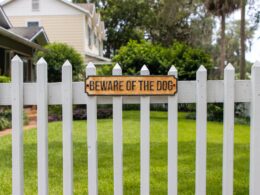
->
<box><xmin>0</xmin><ymin>55</ymin><xmax>260</xmax><ymax>195</ymax></box>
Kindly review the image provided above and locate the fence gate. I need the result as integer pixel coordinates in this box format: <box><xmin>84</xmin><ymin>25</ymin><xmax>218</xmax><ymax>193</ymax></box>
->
<box><xmin>0</xmin><ymin>55</ymin><xmax>260</xmax><ymax>195</ymax></box>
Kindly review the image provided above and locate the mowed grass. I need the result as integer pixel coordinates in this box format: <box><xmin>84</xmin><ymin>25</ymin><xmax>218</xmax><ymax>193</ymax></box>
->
<box><xmin>0</xmin><ymin>111</ymin><xmax>250</xmax><ymax>195</ymax></box>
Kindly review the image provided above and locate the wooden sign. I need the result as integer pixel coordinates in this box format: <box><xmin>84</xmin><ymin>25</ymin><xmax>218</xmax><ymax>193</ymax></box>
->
<box><xmin>85</xmin><ymin>76</ymin><xmax>177</xmax><ymax>96</ymax></box>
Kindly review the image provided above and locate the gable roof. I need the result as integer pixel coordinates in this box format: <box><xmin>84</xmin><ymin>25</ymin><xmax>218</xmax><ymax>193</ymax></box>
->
<box><xmin>1</xmin><ymin>0</ymin><xmax>106</xmax><ymax>39</ymax></box>
<box><xmin>8</xmin><ymin>26</ymin><xmax>49</xmax><ymax>44</ymax></box>
<box><xmin>0</xmin><ymin>5</ymin><xmax>12</xmax><ymax>28</ymax></box>
<box><xmin>75</xmin><ymin>3</ymin><xmax>95</xmax><ymax>15</ymax></box>
<box><xmin>9</xmin><ymin>26</ymin><xmax>44</xmax><ymax>40</ymax></box>
<box><xmin>0</xmin><ymin>26</ymin><xmax>44</xmax><ymax>51</ymax></box>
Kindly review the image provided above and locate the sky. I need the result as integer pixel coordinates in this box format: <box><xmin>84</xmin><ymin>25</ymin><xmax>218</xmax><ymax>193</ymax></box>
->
<box><xmin>229</xmin><ymin>4</ymin><xmax>260</xmax><ymax>63</ymax></box>
<box><xmin>0</xmin><ymin>0</ymin><xmax>259</xmax><ymax>63</ymax></box>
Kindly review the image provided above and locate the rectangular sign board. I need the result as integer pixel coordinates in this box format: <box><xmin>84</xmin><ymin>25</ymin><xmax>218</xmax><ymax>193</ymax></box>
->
<box><xmin>85</xmin><ymin>76</ymin><xmax>177</xmax><ymax>96</ymax></box>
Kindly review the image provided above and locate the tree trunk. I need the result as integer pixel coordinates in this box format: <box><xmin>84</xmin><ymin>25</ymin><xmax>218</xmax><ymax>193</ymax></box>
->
<box><xmin>240</xmin><ymin>0</ymin><xmax>246</xmax><ymax>79</ymax></box>
<box><xmin>220</xmin><ymin>13</ymin><xmax>226</xmax><ymax>77</ymax></box>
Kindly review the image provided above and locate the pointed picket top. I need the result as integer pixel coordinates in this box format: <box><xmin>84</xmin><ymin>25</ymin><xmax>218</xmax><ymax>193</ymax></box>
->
<box><xmin>63</xmin><ymin>60</ymin><xmax>72</xmax><ymax>67</ymax></box>
<box><xmin>168</xmin><ymin>65</ymin><xmax>177</xmax><ymax>76</ymax></box>
<box><xmin>11</xmin><ymin>55</ymin><xmax>22</xmax><ymax>63</ymax></box>
<box><xmin>197</xmin><ymin>65</ymin><xmax>207</xmax><ymax>72</ymax></box>
<box><xmin>37</xmin><ymin>57</ymin><xmax>47</xmax><ymax>66</ymax></box>
<box><xmin>141</xmin><ymin>65</ymin><xmax>149</xmax><ymax>75</ymax></box>
<box><xmin>87</xmin><ymin>62</ymin><xmax>95</xmax><ymax>68</ymax></box>
<box><xmin>113</xmin><ymin>63</ymin><xmax>121</xmax><ymax>70</ymax></box>
<box><xmin>86</xmin><ymin>62</ymin><xmax>96</xmax><ymax>76</ymax></box>
<box><xmin>113</xmin><ymin>63</ymin><xmax>122</xmax><ymax>75</ymax></box>
<box><xmin>225</xmin><ymin>63</ymin><xmax>235</xmax><ymax>71</ymax></box>
<box><xmin>141</xmin><ymin>64</ymin><xmax>149</xmax><ymax>71</ymax></box>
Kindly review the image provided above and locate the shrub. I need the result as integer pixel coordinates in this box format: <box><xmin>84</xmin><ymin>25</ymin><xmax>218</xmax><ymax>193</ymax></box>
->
<box><xmin>113</xmin><ymin>40</ymin><xmax>212</xmax><ymax>80</ymax></box>
<box><xmin>0</xmin><ymin>76</ymin><xmax>11</xmax><ymax>83</ymax></box>
<box><xmin>0</xmin><ymin>107</ymin><xmax>13</xmax><ymax>130</ymax></box>
<box><xmin>0</xmin><ymin>107</ymin><xmax>29</xmax><ymax>131</ymax></box>
<box><xmin>0</xmin><ymin>117</ymin><xmax>11</xmax><ymax>130</ymax></box>
<box><xmin>35</xmin><ymin>43</ymin><xmax>84</xmax><ymax>82</ymax></box>
<box><xmin>97</xmin><ymin>65</ymin><xmax>113</xmax><ymax>76</ymax></box>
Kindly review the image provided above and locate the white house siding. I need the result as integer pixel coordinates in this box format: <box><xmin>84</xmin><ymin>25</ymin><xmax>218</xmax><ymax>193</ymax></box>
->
<box><xmin>8</xmin><ymin>15</ymin><xmax>85</xmax><ymax>56</ymax></box>
<box><xmin>3</xmin><ymin>0</ymin><xmax>82</xmax><ymax>16</ymax></box>
<box><xmin>3</xmin><ymin>0</ymin><xmax>107</xmax><ymax>61</ymax></box>
<box><xmin>84</xmin><ymin>17</ymin><xmax>100</xmax><ymax>56</ymax></box>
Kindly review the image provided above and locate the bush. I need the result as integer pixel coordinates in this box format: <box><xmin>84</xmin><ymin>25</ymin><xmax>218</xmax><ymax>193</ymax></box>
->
<box><xmin>97</xmin><ymin>65</ymin><xmax>113</xmax><ymax>76</ymax></box>
<box><xmin>35</xmin><ymin>43</ymin><xmax>84</xmax><ymax>82</ymax></box>
<box><xmin>113</xmin><ymin>40</ymin><xmax>212</xmax><ymax>80</ymax></box>
<box><xmin>0</xmin><ymin>117</ymin><xmax>11</xmax><ymax>130</ymax></box>
<box><xmin>207</xmin><ymin>104</ymin><xmax>223</xmax><ymax>122</ymax></box>
<box><xmin>0</xmin><ymin>107</ymin><xmax>29</xmax><ymax>131</ymax></box>
<box><xmin>48</xmin><ymin>105</ymin><xmax>113</xmax><ymax>122</ymax></box>
<box><xmin>0</xmin><ymin>76</ymin><xmax>11</xmax><ymax>83</ymax></box>
<box><xmin>48</xmin><ymin>105</ymin><xmax>62</xmax><ymax>122</ymax></box>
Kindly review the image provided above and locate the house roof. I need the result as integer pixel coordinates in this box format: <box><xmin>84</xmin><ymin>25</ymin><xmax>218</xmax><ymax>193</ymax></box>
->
<box><xmin>85</xmin><ymin>51</ymin><xmax>111</xmax><ymax>63</ymax></box>
<box><xmin>75</xmin><ymin>3</ymin><xmax>95</xmax><ymax>15</ymax></box>
<box><xmin>0</xmin><ymin>5</ymin><xmax>12</xmax><ymax>28</ymax></box>
<box><xmin>0</xmin><ymin>5</ymin><xmax>48</xmax><ymax>51</ymax></box>
<box><xmin>0</xmin><ymin>26</ymin><xmax>44</xmax><ymax>51</ymax></box>
<box><xmin>8</xmin><ymin>26</ymin><xmax>47</xmax><ymax>40</ymax></box>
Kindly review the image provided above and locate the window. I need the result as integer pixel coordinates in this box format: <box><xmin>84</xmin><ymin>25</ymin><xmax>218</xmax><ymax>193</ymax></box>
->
<box><xmin>99</xmin><ymin>41</ymin><xmax>103</xmax><ymax>57</ymax></box>
<box><xmin>32</xmin><ymin>0</ymin><xmax>39</xmax><ymax>11</ymax></box>
<box><xmin>94</xmin><ymin>35</ymin><xmax>97</xmax><ymax>46</ymax></box>
<box><xmin>96</xmin><ymin>38</ymin><xmax>99</xmax><ymax>49</ymax></box>
<box><xmin>27</xmin><ymin>21</ymin><xmax>39</xmax><ymax>27</ymax></box>
<box><xmin>88</xmin><ymin>26</ymin><xmax>92</xmax><ymax>48</ymax></box>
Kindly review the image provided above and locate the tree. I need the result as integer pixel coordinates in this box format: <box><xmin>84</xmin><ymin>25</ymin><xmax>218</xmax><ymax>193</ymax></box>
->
<box><xmin>212</xmin><ymin>20</ymin><xmax>254</xmax><ymax>77</ymax></box>
<box><xmin>113</xmin><ymin>40</ymin><xmax>212</xmax><ymax>80</ymax></box>
<box><xmin>240</xmin><ymin>0</ymin><xmax>246</xmax><ymax>79</ymax></box>
<box><xmin>88</xmin><ymin>0</ymin><xmax>154</xmax><ymax>57</ymax></box>
<box><xmin>35</xmin><ymin>43</ymin><xmax>84</xmax><ymax>82</ymax></box>
<box><xmin>83</xmin><ymin>0</ymin><xmax>214</xmax><ymax>57</ymax></box>
<box><xmin>205</xmin><ymin>0</ymin><xmax>240</xmax><ymax>76</ymax></box>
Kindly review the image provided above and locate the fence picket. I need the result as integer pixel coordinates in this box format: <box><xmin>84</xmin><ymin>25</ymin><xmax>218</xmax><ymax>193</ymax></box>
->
<box><xmin>250</xmin><ymin>61</ymin><xmax>260</xmax><ymax>195</ymax></box>
<box><xmin>222</xmin><ymin>64</ymin><xmax>235</xmax><ymax>195</ymax></box>
<box><xmin>11</xmin><ymin>55</ymin><xmax>24</xmax><ymax>195</ymax></box>
<box><xmin>62</xmin><ymin>61</ymin><xmax>73</xmax><ymax>195</ymax></box>
<box><xmin>112</xmin><ymin>63</ymin><xmax>123</xmax><ymax>195</ymax></box>
<box><xmin>5</xmin><ymin>55</ymin><xmax>260</xmax><ymax>195</ymax></box>
<box><xmin>86</xmin><ymin>62</ymin><xmax>98</xmax><ymax>195</ymax></box>
<box><xmin>140</xmin><ymin>65</ymin><xmax>150</xmax><ymax>195</ymax></box>
<box><xmin>168</xmin><ymin>66</ymin><xmax>178</xmax><ymax>195</ymax></box>
<box><xmin>37</xmin><ymin>58</ymin><xmax>48</xmax><ymax>195</ymax></box>
<box><xmin>195</xmin><ymin>65</ymin><xmax>207</xmax><ymax>195</ymax></box>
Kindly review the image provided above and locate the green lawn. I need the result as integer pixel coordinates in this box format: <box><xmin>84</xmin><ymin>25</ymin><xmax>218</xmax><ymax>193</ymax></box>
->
<box><xmin>0</xmin><ymin>111</ymin><xmax>250</xmax><ymax>195</ymax></box>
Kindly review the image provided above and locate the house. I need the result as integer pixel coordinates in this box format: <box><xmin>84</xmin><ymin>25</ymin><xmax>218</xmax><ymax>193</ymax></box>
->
<box><xmin>1</xmin><ymin>0</ymin><xmax>111</xmax><ymax>65</ymax></box>
<box><xmin>0</xmin><ymin>5</ymin><xmax>48</xmax><ymax>81</ymax></box>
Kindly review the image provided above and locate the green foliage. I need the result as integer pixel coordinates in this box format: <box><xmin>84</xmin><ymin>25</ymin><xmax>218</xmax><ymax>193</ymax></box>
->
<box><xmin>0</xmin><ymin>107</ymin><xmax>29</xmax><ymax>131</ymax></box>
<box><xmin>35</xmin><ymin>43</ymin><xmax>84</xmax><ymax>82</ymax></box>
<box><xmin>205</xmin><ymin>0</ymin><xmax>240</xmax><ymax>17</ymax></box>
<box><xmin>94</xmin><ymin>0</ymin><xmax>153</xmax><ymax>56</ymax></box>
<box><xmin>207</xmin><ymin>104</ymin><xmax>224</xmax><ymax>122</ymax></box>
<box><xmin>86</xmin><ymin>0</ymin><xmax>213</xmax><ymax>56</ymax></box>
<box><xmin>113</xmin><ymin>41</ymin><xmax>212</xmax><ymax>80</ymax></box>
<box><xmin>0</xmin><ymin>76</ymin><xmax>11</xmax><ymax>83</ymax></box>
<box><xmin>0</xmin><ymin>108</ymin><xmax>11</xmax><ymax>130</ymax></box>
<box><xmin>0</xmin><ymin>111</ymin><xmax>251</xmax><ymax>194</ymax></box>
<box><xmin>212</xmin><ymin>20</ymin><xmax>254</xmax><ymax>76</ymax></box>
<box><xmin>0</xmin><ymin>117</ymin><xmax>11</xmax><ymax>131</ymax></box>
<box><xmin>97</xmin><ymin>65</ymin><xmax>113</xmax><ymax>76</ymax></box>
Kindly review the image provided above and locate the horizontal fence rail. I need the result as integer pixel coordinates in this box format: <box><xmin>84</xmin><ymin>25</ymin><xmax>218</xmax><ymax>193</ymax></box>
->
<box><xmin>0</xmin><ymin>81</ymin><xmax>252</xmax><ymax>105</ymax></box>
<box><xmin>1</xmin><ymin>55</ymin><xmax>260</xmax><ymax>195</ymax></box>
